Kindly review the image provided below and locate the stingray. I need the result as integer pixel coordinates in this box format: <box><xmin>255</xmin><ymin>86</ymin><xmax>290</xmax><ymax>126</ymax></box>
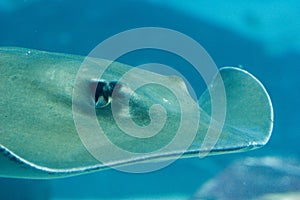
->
<box><xmin>0</xmin><ymin>47</ymin><xmax>273</xmax><ymax>178</ymax></box>
<box><xmin>192</xmin><ymin>156</ymin><xmax>300</xmax><ymax>200</ymax></box>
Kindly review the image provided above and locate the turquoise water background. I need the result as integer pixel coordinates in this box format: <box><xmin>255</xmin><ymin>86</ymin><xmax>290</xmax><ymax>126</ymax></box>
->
<box><xmin>0</xmin><ymin>0</ymin><xmax>299</xmax><ymax>199</ymax></box>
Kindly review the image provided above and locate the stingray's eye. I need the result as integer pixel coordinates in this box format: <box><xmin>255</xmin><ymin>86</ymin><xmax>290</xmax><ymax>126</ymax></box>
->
<box><xmin>95</xmin><ymin>80</ymin><xmax>117</xmax><ymax>108</ymax></box>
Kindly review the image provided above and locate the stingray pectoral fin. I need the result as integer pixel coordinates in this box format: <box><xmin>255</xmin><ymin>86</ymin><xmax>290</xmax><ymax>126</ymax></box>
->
<box><xmin>189</xmin><ymin>67</ymin><xmax>273</xmax><ymax>155</ymax></box>
<box><xmin>0</xmin><ymin>47</ymin><xmax>273</xmax><ymax>179</ymax></box>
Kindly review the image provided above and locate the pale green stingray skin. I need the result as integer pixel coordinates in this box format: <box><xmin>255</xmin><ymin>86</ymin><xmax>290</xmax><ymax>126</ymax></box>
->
<box><xmin>0</xmin><ymin>47</ymin><xmax>273</xmax><ymax>179</ymax></box>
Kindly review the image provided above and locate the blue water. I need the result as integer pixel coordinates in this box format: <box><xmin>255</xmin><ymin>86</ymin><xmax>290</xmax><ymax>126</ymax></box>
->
<box><xmin>0</xmin><ymin>0</ymin><xmax>299</xmax><ymax>199</ymax></box>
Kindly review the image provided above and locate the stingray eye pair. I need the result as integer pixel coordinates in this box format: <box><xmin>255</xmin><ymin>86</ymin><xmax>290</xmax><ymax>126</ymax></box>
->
<box><xmin>94</xmin><ymin>80</ymin><xmax>117</xmax><ymax>108</ymax></box>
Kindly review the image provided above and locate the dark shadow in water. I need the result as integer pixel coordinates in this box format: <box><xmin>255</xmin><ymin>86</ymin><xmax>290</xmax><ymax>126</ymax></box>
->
<box><xmin>0</xmin><ymin>178</ymin><xmax>50</xmax><ymax>200</ymax></box>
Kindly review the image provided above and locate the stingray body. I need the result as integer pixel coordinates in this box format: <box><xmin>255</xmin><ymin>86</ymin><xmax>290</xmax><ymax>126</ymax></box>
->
<box><xmin>0</xmin><ymin>47</ymin><xmax>273</xmax><ymax>178</ymax></box>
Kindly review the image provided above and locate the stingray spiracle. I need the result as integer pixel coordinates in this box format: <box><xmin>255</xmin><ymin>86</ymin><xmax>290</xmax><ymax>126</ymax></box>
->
<box><xmin>94</xmin><ymin>80</ymin><xmax>117</xmax><ymax>108</ymax></box>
